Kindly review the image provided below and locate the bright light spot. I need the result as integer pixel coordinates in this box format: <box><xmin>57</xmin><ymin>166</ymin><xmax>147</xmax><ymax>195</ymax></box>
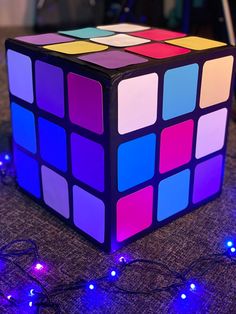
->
<box><xmin>119</xmin><ymin>256</ymin><xmax>126</xmax><ymax>264</ymax></box>
<box><xmin>4</xmin><ymin>154</ymin><xmax>10</xmax><ymax>161</ymax></box>
<box><xmin>181</xmin><ymin>293</ymin><xmax>187</xmax><ymax>300</ymax></box>
<box><xmin>190</xmin><ymin>283</ymin><xmax>196</xmax><ymax>291</ymax></box>
<box><xmin>230</xmin><ymin>247</ymin><xmax>236</xmax><ymax>253</ymax></box>
<box><xmin>227</xmin><ymin>241</ymin><xmax>233</xmax><ymax>247</ymax></box>
<box><xmin>111</xmin><ymin>270</ymin><xmax>116</xmax><ymax>277</ymax></box>
<box><xmin>0</xmin><ymin>161</ymin><xmax>3</xmax><ymax>166</ymax></box>
<box><xmin>29</xmin><ymin>301</ymin><xmax>33</xmax><ymax>307</ymax></box>
<box><xmin>35</xmin><ymin>263</ymin><xmax>43</xmax><ymax>271</ymax></box>
<box><xmin>29</xmin><ymin>289</ymin><xmax>35</xmax><ymax>297</ymax></box>
<box><xmin>7</xmin><ymin>295</ymin><xmax>12</xmax><ymax>300</ymax></box>
<box><xmin>89</xmin><ymin>284</ymin><xmax>95</xmax><ymax>290</ymax></box>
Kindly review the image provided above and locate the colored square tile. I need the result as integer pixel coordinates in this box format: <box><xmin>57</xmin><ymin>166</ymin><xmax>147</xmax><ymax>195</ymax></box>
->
<box><xmin>38</xmin><ymin>118</ymin><xmax>67</xmax><ymax>172</ymax></box>
<box><xmin>195</xmin><ymin>108</ymin><xmax>227</xmax><ymax>159</ymax></box>
<box><xmin>73</xmin><ymin>185</ymin><xmax>105</xmax><ymax>243</ymax></box>
<box><xmin>118</xmin><ymin>134</ymin><xmax>156</xmax><ymax>192</ymax></box>
<box><xmin>125</xmin><ymin>43</ymin><xmax>190</xmax><ymax>59</ymax></box>
<box><xmin>35</xmin><ymin>61</ymin><xmax>64</xmax><ymax>118</ymax></box>
<box><xmin>159</xmin><ymin>120</ymin><xmax>194</xmax><ymax>173</ymax></box>
<box><xmin>117</xmin><ymin>186</ymin><xmax>153</xmax><ymax>242</ymax></box>
<box><xmin>7</xmin><ymin>50</ymin><xmax>33</xmax><ymax>103</ymax></box>
<box><xmin>193</xmin><ymin>155</ymin><xmax>224</xmax><ymax>204</ymax></box>
<box><xmin>15</xmin><ymin>33</ymin><xmax>75</xmax><ymax>45</ymax></box>
<box><xmin>59</xmin><ymin>27</ymin><xmax>114</xmax><ymax>38</ymax></box>
<box><xmin>43</xmin><ymin>41</ymin><xmax>108</xmax><ymax>54</ymax></box>
<box><xmin>14</xmin><ymin>147</ymin><xmax>41</xmax><ymax>198</ymax></box>
<box><xmin>131</xmin><ymin>29</ymin><xmax>186</xmax><ymax>41</ymax></box>
<box><xmin>79</xmin><ymin>50</ymin><xmax>148</xmax><ymax>69</ymax></box>
<box><xmin>157</xmin><ymin>169</ymin><xmax>190</xmax><ymax>221</ymax></box>
<box><xmin>71</xmin><ymin>133</ymin><xmax>104</xmax><ymax>192</ymax></box>
<box><xmin>199</xmin><ymin>56</ymin><xmax>234</xmax><ymax>108</ymax></box>
<box><xmin>11</xmin><ymin>103</ymin><xmax>37</xmax><ymax>153</ymax></box>
<box><xmin>163</xmin><ymin>64</ymin><xmax>198</xmax><ymax>120</ymax></box>
<box><xmin>118</xmin><ymin>73</ymin><xmax>158</xmax><ymax>134</ymax></box>
<box><xmin>41</xmin><ymin>166</ymin><xmax>69</xmax><ymax>218</ymax></box>
<box><xmin>68</xmin><ymin>73</ymin><xmax>103</xmax><ymax>134</ymax></box>
<box><xmin>97</xmin><ymin>23</ymin><xmax>149</xmax><ymax>33</ymax></box>
<box><xmin>91</xmin><ymin>34</ymin><xmax>150</xmax><ymax>47</ymax></box>
<box><xmin>166</xmin><ymin>36</ymin><xmax>226</xmax><ymax>50</ymax></box>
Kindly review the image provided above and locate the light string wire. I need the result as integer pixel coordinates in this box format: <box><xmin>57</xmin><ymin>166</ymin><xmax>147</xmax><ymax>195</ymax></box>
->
<box><xmin>0</xmin><ymin>152</ymin><xmax>236</xmax><ymax>312</ymax></box>
<box><xmin>0</xmin><ymin>238</ymin><xmax>235</xmax><ymax>313</ymax></box>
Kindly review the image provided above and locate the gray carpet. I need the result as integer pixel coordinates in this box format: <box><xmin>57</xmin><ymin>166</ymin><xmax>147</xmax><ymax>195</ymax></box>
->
<box><xmin>0</xmin><ymin>28</ymin><xmax>236</xmax><ymax>314</ymax></box>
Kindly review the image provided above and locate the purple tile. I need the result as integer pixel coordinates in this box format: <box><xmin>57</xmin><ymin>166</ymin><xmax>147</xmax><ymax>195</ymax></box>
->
<box><xmin>71</xmin><ymin>133</ymin><xmax>104</xmax><ymax>192</ymax></box>
<box><xmin>68</xmin><ymin>73</ymin><xmax>103</xmax><ymax>134</ymax></box>
<box><xmin>35</xmin><ymin>61</ymin><xmax>64</xmax><ymax>118</ymax></box>
<box><xmin>79</xmin><ymin>50</ymin><xmax>148</xmax><ymax>69</ymax></box>
<box><xmin>192</xmin><ymin>154</ymin><xmax>224</xmax><ymax>204</ymax></box>
<box><xmin>73</xmin><ymin>185</ymin><xmax>105</xmax><ymax>243</ymax></box>
<box><xmin>41</xmin><ymin>166</ymin><xmax>69</xmax><ymax>218</ymax></box>
<box><xmin>15</xmin><ymin>33</ymin><xmax>74</xmax><ymax>45</ymax></box>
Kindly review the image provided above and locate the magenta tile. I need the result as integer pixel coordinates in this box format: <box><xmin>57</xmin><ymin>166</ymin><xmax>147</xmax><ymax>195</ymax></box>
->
<box><xmin>68</xmin><ymin>72</ymin><xmax>103</xmax><ymax>134</ymax></box>
<box><xmin>79</xmin><ymin>50</ymin><xmax>148</xmax><ymax>69</ymax></box>
<box><xmin>15</xmin><ymin>33</ymin><xmax>74</xmax><ymax>45</ymax></box>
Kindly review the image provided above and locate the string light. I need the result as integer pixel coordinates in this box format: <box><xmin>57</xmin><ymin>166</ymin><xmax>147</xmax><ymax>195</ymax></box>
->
<box><xmin>88</xmin><ymin>284</ymin><xmax>95</xmax><ymax>290</ymax></box>
<box><xmin>110</xmin><ymin>270</ymin><xmax>117</xmax><ymax>277</ymax></box>
<box><xmin>4</xmin><ymin>154</ymin><xmax>10</xmax><ymax>161</ymax></box>
<box><xmin>34</xmin><ymin>263</ymin><xmax>44</xmax><ymax>271</ymax></box>
<box><xmin>0</xmin><ymin>214</ymin><xmax>235</xmax><ymax>312</ymax></box>
<box><xmin>227</xmin><ymin>241</ymin><xmax>233</xmax><ymax>248</ymax></box>
<box><xmin>118</xmin><ymin>256</ymin><xmax>126</xmax><ymax>264</ymax></box>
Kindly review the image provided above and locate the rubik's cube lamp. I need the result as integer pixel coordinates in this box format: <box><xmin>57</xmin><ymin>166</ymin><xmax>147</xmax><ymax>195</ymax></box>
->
<box><xmin>6</xmin><ymin>24</ymin><xmax>235</xmax><ymax>251</ymax></box>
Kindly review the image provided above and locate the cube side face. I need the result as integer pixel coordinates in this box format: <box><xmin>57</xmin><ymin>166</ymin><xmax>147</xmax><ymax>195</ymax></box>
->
<box><xmin>6</xmin><ymin>39</ymin><xmax>113</xmax><ymax>251</ymax></box>
<box><xmin>108</xmin><ymin>47</ymin><xmax>235</xmax><ymax>252</ymax></box>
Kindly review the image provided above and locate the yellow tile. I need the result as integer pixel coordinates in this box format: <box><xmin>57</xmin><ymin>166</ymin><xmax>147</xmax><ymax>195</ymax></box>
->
<box><xmin>43</xmin><ymin>41</ymin><xmax>108</xmax><ymax>54</ymax></box>
<box><xmin>166</xmin><ymin>36</ymin><xmax>227</xmax><ymax>50</ymax></box>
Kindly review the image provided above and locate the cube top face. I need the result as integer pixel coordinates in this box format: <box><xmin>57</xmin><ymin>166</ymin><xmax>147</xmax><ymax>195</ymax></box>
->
<box><xmin>11</xmin><ymin>24</ymin><xmax>228</xmax><ymax>72</ymax></box>
<box><xmin>6</xmin><ymin>23</ymin><xmax>235</xmax><ymax>252</ymax></box>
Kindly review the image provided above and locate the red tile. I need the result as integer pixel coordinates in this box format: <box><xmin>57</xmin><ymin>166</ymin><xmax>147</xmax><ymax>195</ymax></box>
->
<box><xmin>125</xmin><ymin>43</ymin><xmax>190</xmax><ymax>59</ymax></box>
<box><xmin>131</xmin><ymin>29</ymin><xmax>186</xmax><ymax>41</ymax></box>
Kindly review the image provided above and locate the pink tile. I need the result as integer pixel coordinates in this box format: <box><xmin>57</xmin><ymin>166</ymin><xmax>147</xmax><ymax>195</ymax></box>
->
<box><xmin>116</xmin><ymin>186</ymin><xmax>153</xmax><ymax>242</ymax></box>
<box><xmin>125</xmin><ymin>42</ymin><xmax>190</xmax><ymax>59</ymax></box>
<box><xmin>159</xmin><ymin>120</ymin><xmax>194</xmax><ymax>173</ymax></box>
<box><xmin>131</xmin><ymin>29</ymin><xmax>186</xmax><ymax>41</ymax></box>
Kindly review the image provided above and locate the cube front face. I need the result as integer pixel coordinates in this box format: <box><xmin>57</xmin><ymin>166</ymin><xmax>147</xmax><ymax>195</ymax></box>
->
<box><xmin>6</xmin><ymin>24</ymin><xmax>235</xmax><ymax>251</ymax></box>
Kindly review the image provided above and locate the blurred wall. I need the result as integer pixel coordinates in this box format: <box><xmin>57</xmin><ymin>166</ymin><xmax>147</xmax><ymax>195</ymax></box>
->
<box><xmin>0</xmin><ymin>0</ymin><xmax>36</xmax><ymax>26</ymax></box>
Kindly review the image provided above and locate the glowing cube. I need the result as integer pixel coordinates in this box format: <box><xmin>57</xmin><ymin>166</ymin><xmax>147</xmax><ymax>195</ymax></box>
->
<box><xmin>6</xmin><ymin>24</ymin><xmax>235</xmax><ymax>251</ymax></box>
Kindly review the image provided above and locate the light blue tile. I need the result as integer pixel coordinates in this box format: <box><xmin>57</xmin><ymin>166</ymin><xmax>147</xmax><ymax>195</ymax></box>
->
<box><xmin>59</xmin><ymin>27</ymin><xmax>114</xmax><ymax>39</ymax></box>
<box><xmin>163</xmin><ymin>64</ymin><xmax>198</xmax><ymax>120</ymax></box>
<box><xmin>157</xmin><ymin>169</ymin><xmax>190</xmax><ymax>221</ymax></box>
<box><xmin>118</xmin><ymin>134</ymin><xmax>156</xmax><ymax>192</ymax></box>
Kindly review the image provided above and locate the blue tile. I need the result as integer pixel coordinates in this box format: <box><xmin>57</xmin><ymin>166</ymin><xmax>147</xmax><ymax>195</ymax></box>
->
<box><xmin>157</xmin><ymin>169</ymin><xmax>190</xmax><ymax>221</ymax></box>
<box><xmin>14</xmin><ymin>147</ymin><xmax>41</xmax><ymax>198</ymax></box>
<box><xmin>163</xmin><ymin>64</ymin><xmax>198</xmax><ymax>120</ymax></box>
<box><xmin>38</xmin><ymin>118</ymin><xmax>67</xmax><ymax>172</ymax></box>
<box><xmin>118</xmin><ymin>134</ymin><xmax>156</xmax><ymax>192</ymax></box>
<box><xmin>59</xmin><ymin>27</ymin><xmax>114</xmax><ymax>39</ymax></box>
<box><xmin>11</xmin><ymin>103</ymin><xmax>37</xmax><ymax>153</ymax></box>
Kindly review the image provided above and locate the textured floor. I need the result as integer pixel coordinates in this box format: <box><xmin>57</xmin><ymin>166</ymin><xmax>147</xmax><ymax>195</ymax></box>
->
<box><xmin>0</xmin><ymin>28</ymin><xmax>236</xmax><ymax>314</ymax></box>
